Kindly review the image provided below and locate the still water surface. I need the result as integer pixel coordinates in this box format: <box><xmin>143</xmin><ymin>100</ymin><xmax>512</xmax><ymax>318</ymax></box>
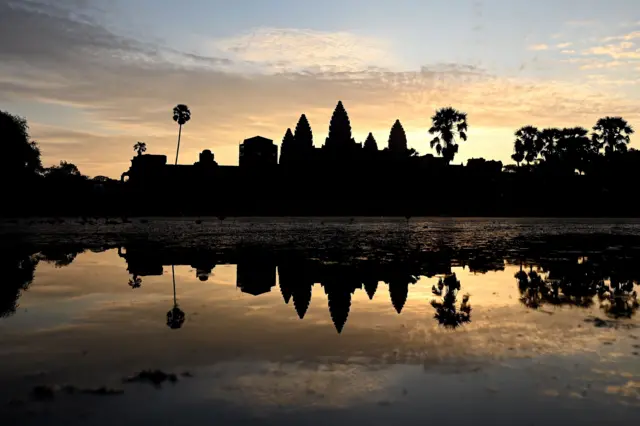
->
<box><xmin>1</xmin><ymin>218</ymin><xmax>640</xmax><ymax>425</ymax></box>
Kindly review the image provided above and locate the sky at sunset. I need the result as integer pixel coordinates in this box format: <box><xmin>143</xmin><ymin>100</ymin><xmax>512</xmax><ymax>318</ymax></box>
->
<box><xmin>1</xmin><ymin>0</ymin><xmax>639</xmax><ymax>178</ymax></box>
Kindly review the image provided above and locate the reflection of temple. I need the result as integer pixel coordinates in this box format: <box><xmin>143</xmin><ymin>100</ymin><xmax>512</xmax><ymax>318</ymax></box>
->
<box><xmin>114</xmin><ymin>239</ymin><xmax>640</xmax><ymax>331</ymax></box>
<box><xmin>237</xmin><ymin>249</ymin><xmax>276</xmax><ymax>296</ymax></box>
<box><xmin>5</xmin><ymin>236</ymin><xmax>638</xmax><ymax>332</ymax></box>
<box><xmin>116</xmin><ymin>245</ymin><xmax>435</xmax><ymax>333</ymax></box>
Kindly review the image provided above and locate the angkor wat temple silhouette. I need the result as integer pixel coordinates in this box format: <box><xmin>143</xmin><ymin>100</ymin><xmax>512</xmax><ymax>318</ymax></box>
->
<box><xmin>120</xmin><ymin>101</ymin><xmax>502</xmax><ymax>215</ymax></box>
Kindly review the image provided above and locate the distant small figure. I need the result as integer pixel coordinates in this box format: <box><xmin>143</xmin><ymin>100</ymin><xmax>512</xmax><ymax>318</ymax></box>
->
<box><xmin>405</xmin><ymin>215</ymin><xmax>411</xmax><ymax>223</ymax></box>
<box><xmin>217</xmin><ymin>215</ymin><xmax>226</xmax><ymax>224</ymax></box>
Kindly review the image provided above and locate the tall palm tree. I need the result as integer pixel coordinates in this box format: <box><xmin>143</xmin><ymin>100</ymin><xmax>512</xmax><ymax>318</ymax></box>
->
<box><xmin>512</xmin><ymin>139</ymin><xmax>525</xmax><ymax>167</ymax></box>
<box><xmin>514</xmin><ymin>126</ymin><xmax>541</xmax><ymax>165</ymax></box>
<box><xmin>428</xmin><ymin>107</ymin><xmax>468</xmax><ymax>164</ymax></box>
<box><xmin>591</xmin><ymin>116</ymin><xmax>634</xmax><ymax>157</ymax></box>
<box><xmin>556</xmin><ymin>127</ymin><xmax>594</xmax><ymax>175</ymax></box>
<box><xmin>172</xmin><ymin>104</ymin><xmax>191</xmax><ymax>165</ymax></box>
<box><xmin>539</xmin><ymin>128</ymin><xmax>562</xmax><ymax>162</ymax></box>
<box><xmin>133</xmin><ymin>141</ymin><xmax>147</xmax><ymax>156</ymax></box>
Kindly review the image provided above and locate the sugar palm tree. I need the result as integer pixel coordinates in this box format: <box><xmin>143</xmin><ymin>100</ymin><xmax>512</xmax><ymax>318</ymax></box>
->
<box><xmin>172</xmin><ymin>104</ymin><xmax>191</xmax><ymax>165</ymax></box>
<box><xmin>514</xmin><ymin>126</ymin><xmax>542</xmax><ymax>165</ymax></box>
<box><xmin>512</xmin><ymin>139</ymin><xmax>525</xmax><ymax>167</ymax></box>
<box><xmin>591</xmin><ymin>116</ymin><xmax>634</xmax><ymax>157</ymax></box>
<box><xmin>428</xmin><ymin>107</ymin><xmax>468</xmax><ymax>164</ymax></box>
<box><xmin>539</xmin><ymin>128</ymin><xmax>562</xmax><ymax>162</ymax></box>
<box><xmin>133</xmin><ymin>141</ymin><xmax>147</xmax><ymax>156</ymax></box>
<box><xmin>556</xmin><ymin>127</ymin><xmax>594</xmax><ymax>174</ymax></box>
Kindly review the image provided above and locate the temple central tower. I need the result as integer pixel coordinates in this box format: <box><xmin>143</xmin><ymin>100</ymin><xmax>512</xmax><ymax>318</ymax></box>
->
<box><xmin>324</xmin><ymin>101</ymin><xmax>356</xmax><ymax>151</ymax></box>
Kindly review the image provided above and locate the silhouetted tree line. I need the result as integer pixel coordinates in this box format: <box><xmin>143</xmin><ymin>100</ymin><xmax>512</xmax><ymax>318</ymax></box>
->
<box><xmin>1</xmin><ymin>109</ymin><xmax>124</xmax><ymax>216</ymax></box>
<box><xmin>1</xmin><ymin>104</ymin><xmax>637</xmax><ymax>217</ymax></box>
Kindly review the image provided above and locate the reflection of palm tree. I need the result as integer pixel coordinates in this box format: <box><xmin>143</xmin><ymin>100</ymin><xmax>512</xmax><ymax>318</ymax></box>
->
<box><xmin>172</xmin><ymin>104</ymin><xmax>191</xmax><ymax>165</ymax></box>
<box><xmin>166</xmin><ymin>265</ymin><xmax>185</xmax><ymax>329</ymax></box>
<box><xmin>515</xmin><ymin>267</ymin><xmax>548</xmax><ymax>309</ymax></box>
<box><xmin>128</xmin><ymin>274</ymin><xmax>142</xmax><ymax>289</ymax></box>
<box><xmin>431</xmin><ymin>274</ymin><xmax>471</xmax><ymax>328</ymax></box>
<box><xmin>598</xmin><ymin>277</ymin><xmax>639</xmax><ymax>319</ymax></box>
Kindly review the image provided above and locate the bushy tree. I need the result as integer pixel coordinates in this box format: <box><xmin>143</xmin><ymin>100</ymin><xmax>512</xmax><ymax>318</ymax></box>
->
<box><xmin>0</xmin><ymin>110</ymin><xmax>42</xmax><ymax>179</ymax></box>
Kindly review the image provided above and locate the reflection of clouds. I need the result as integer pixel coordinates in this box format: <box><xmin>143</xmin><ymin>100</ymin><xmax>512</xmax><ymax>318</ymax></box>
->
<box><xmin>606</xmin><ymin>381</ymin><xmax>640</xmax><ymax>399</ymax></box>
<box><xmin>207</xmin><ymin>361</ymin><xmax>391</xmax><ymax>411</ymax></box>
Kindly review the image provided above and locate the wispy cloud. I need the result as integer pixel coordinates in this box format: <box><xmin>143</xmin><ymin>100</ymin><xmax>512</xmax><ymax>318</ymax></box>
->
<box><xmin>583</xmin><ymin>42</ymin><xmax>640</xmax><ymax>59</ymax></box>
<box><xmin>579</xmin><ymin>60</ymin><xmax>626</xmax><ymax>70</ymax></box>
<box><xmin>602</xmin><ymin>31</ymin><xmax>640</xmax><ymax>42</ymax></box>
<box><xmin>529</xmin><ymin>44</ymin><xmax>549</xmax><ymax>51</ymax></box>
<box><xmin>210</xmin><ymin>28</ymin><xmax>400</xmax><ymax>74</ymax></box>
<box><xmin>556</xmin><ymin>42</ymin><xmax>573</xmax><ymax>49</ymax></box>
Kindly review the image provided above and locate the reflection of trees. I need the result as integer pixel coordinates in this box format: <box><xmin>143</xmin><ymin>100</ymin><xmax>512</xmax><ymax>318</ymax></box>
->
<box><xmin>1</xmin><ymin>251</ymin><xmax>39</xmax><ymax>318</ymax></box>
<box><xmin>431</xmin><ymin>274</ymin><xmax>471</xmax><ymax>328</ymax></box>
<box><xmin>515</xmin><ymin>267</ymin><xmax>548</xmax><ymax>309</ymax></box>
<box><xmin>598</xmin><ymin>276</ymin><xmax>639</xmax><ymax>319</ymax></box>
<box><xmin>515</xmin><ymin>259</ymin><xmax>639</xmax><ymax>319</ymax></box>
<box><xmin>38</xmin><ymin>247</ymin><xmax>84</xmax><ymax>268</ymax></box>
<box><xmin>2</xmin><ymin>244</ymin><xmax>92</xmax><ymax>319</ymax></box>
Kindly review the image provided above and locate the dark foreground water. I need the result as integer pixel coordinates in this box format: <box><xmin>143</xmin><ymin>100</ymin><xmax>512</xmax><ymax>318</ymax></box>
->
<box><xmin>1</xmin><ymin>218</ymin><xmax>639</xmax><ymax>425</ymax></box>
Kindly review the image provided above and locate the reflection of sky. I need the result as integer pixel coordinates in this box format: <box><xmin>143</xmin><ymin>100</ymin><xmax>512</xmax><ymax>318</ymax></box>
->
<box><xmin>1</xmin><ymin>249</ymin><xmax>640</xmax><ymax>423</ymax></box>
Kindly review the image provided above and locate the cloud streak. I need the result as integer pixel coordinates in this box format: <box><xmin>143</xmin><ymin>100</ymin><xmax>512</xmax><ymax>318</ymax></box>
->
<box><xmin>529</xmin><ymin>44</ymin><xmax>550</xmax><ymax>51</ymax></box>
<box><xmin>210</xmin><ymin>27</ymin><xmax>401</xmax><ymax>74</ymax></box>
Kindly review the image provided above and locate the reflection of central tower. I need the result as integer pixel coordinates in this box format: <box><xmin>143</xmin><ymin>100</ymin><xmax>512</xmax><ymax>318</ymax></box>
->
<box><xmin>236</xmin><ymin>251</ymin><xmax>276</xmax><ymax>296</ymax></box>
